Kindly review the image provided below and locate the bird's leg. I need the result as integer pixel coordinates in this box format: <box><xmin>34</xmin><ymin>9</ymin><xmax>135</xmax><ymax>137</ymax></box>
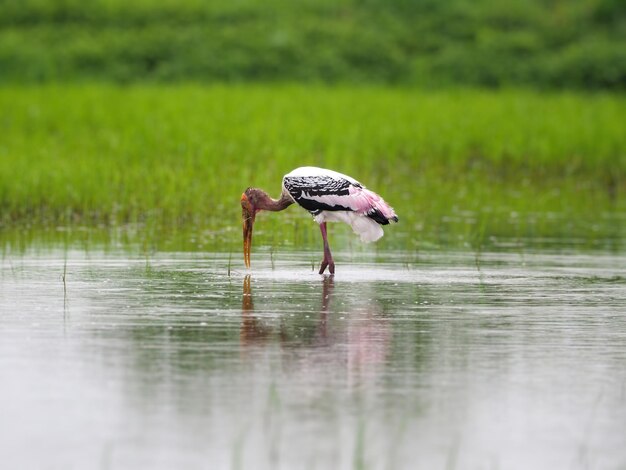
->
<box><xmin>319</xmin><ymin>222</ymin><xmax>335</xmax><ymax>275</ymax></box>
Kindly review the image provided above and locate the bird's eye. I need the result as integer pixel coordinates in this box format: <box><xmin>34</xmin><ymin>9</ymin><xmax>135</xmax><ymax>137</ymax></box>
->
<box><xmin>241</xmin><ymin>199</ymin><xmax>253</xmax><ymax>212</ymax></box>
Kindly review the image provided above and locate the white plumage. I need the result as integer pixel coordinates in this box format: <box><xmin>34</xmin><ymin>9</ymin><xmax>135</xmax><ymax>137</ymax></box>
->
<box><xmin>313</xmin><ymin>211</ymin><xmax>384</xmax><ymax>243</ymax></box>
<box><xmin>284</xmin><ymin>166</ymin><xmax>359</xmax><ymax>182</ymax></box>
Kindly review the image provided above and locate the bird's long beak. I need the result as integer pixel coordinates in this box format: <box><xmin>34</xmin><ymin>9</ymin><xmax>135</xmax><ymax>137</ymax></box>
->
<box><xmin>241</xmin><ymin>194</ymin><xmax>255</xmax><ymax>268</ymax></box>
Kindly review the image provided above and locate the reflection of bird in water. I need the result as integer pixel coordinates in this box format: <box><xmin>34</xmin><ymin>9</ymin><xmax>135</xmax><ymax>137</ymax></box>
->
<box><xmin>315</xmin><ymin>274</ymin><xmax>333</xmax><ymax>346</ymax></box>
<box><xmin>241</xmin><ymin>166</ymin><xmax>398</xmax><ymax>274</ymax></box>
<box><xmin>240</xmin><ymin>275</ymin><xmax>391</xmax><ymax>381</ymax></box>
<box><xmin>240</xmin><ymin>275</ymin><xmax>271</xmax><ymax>347</ymax></box>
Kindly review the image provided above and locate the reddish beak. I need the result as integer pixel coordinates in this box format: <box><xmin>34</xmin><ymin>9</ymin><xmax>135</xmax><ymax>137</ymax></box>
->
<box><xmin>241</xmin><ymin>194</ymin><xmax>254</xmax><ymax>268</ymax></box>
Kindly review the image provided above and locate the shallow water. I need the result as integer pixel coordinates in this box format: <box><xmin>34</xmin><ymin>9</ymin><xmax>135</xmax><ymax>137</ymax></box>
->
<box><xmin>1</xmin><ymin>250</ymin><xmax>625</xmax><ymax>469</ymax></box>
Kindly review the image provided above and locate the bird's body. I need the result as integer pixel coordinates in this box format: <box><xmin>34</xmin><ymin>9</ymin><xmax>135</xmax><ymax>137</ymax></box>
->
<box><xmin>282</xmin><ymin>167</ymin><xmax>397</xmax><ymax>243</ymax></box>
<box><xmin>241</xmin><ymin>166</ymin><xmax>398</xmax><ymax>274</ymax></box>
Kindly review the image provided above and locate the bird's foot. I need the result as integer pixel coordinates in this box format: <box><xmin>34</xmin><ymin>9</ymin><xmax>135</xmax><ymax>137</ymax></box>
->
<box><xmin>319</xmin><ymin>259</ymin><xmax>335</xmax><ymax>275</ymax></box>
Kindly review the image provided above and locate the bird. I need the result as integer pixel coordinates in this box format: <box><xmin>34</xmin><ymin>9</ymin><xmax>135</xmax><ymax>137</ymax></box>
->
<box><xmin>241</xmin><ymin>166</ymin><xmax>398</xmax><ymax>274</ymax></box>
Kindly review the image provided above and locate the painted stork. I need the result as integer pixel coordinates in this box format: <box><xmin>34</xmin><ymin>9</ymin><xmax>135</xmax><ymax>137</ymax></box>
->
<box><xmin>241</xmin><ymin>166</ymin><xmax>398</xmax><ymax>274</ymax></box>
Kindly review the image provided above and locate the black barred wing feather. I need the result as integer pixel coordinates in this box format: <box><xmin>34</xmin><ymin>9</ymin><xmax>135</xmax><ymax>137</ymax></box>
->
<box><xmin>283</xmin><ymin>167</ymin><xmax>398</xmax><ymax>226</ymax></box>
<box><xmin>283</xmin><ymin>175</ymin><xmax>361</xmax><ymax>215</ymax></box>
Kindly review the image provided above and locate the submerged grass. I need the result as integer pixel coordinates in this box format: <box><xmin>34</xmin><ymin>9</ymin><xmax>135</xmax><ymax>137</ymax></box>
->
<box><xmin>0</xmin><ymin>84</ymin><xmax>624</xmax><ymax>252</ymax></box>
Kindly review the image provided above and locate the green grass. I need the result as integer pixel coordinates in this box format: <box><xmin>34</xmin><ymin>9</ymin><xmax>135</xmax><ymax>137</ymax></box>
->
<box><xmin>0</xmin><ymin>84</ymin><xmax>624</xmax><ymax>252</ymax></box>
<box><xmin>0</xmin><ymin>0</ymin><xmax>624</xmax><ymax>89</ymax></box>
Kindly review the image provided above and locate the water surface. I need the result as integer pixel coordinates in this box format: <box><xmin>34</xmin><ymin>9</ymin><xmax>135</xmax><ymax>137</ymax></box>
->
<box><xmin>1</xmin><ymin>250</ymin><xmax>625</xmax><ymax>469</ymax></box>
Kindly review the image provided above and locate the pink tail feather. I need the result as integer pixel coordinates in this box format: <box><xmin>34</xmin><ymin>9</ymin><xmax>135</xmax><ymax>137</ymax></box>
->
<box><xmin>348</xmin><ymin>186</ymin><xmax>398</xmax><ymax>223</ymax></box>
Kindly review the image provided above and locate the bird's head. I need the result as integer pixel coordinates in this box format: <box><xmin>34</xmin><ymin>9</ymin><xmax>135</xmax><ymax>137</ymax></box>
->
<box><xmin>241</xmin><ymin>188</ymin><xmax>258</xmax><ymax>268</ymax></box>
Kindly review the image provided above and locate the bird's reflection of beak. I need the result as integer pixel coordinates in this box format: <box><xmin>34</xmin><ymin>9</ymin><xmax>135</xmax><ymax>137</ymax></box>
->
<box><xmin>241</xmin><ymin>194</ymin><xmax>254</xmax><ymax>268</ymax></box>
<box><xmin>242</xmin><ymin>274</ymin><xmax>253</xmax><ymax>310</ymax></box>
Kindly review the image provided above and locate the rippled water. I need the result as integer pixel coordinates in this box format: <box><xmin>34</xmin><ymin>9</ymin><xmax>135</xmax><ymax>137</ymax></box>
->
<box><xmin>1</xmin><ymin>250</ymin><xmax>625</xmax><ymax>469</ymax></box>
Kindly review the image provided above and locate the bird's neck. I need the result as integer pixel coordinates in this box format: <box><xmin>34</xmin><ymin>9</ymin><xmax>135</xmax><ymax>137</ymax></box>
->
<box><xmin>254</xmin><ymin>189</ymin><xmax>294</xmax><ymax>212</ymax></box>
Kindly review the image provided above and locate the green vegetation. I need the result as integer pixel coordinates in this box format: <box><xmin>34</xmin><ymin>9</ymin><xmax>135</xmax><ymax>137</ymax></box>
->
<box><xmin>1</xmin><ymin>0</ymin><xmax>623</xmax><ymax>252</ymax></box>
<box><xmin>1</xmin><ymin>85</ymin><xmax>624</xmax><ymax>252</ymax></box>
<box><xmin>0</xmin><ymin>0</ymin><xmax>624</xmax><ymax>89</ymax></box>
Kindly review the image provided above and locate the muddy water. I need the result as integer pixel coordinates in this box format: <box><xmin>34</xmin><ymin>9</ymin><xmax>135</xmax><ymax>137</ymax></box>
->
<box><xmin>1</xmin><ymin>250</ymin><xmax>625</xmax><ymax>469</ymax></box>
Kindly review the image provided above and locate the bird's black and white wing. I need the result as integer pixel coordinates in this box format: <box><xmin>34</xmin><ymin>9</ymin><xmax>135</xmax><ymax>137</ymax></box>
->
<box><xmin>283</xmin><ymin>166</ymin><xmax>398</xmax><ymax>242</ymax></box>
<box><xmin>283</xmin><ymin>167</ymin><xmax>355</xmax><ymax>212</ymax></box>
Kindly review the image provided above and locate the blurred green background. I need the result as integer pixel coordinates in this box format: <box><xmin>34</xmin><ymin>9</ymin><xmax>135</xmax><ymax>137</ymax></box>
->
<box><xmin>1</xmin><ymin>0</ymin><xmax>625</xmax><ymax>88</ymax></box>
<box><xmin>0</xmin><ymin>0</ymin><xmax>624</xmax><ymax>252</ymax></box>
